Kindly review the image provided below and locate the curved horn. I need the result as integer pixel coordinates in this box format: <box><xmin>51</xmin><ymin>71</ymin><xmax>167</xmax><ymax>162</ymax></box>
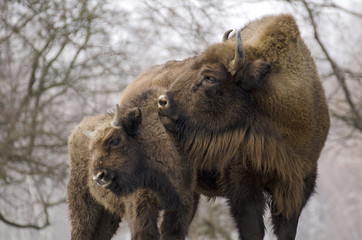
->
<box><xmin>230</xmin><ymin>30</ymin><xmax>245</xmax><ymax>75</ymax></box>
<box><xmin>234</xmin><ymin>30</ymin><xmax>245</xmax><ymax>63</ymax></box>
<box><xmin>111</xmin><ymin>104</ymin><xmax>121</xmax><ymax>128</ymax></box>
<box><xmin>222</xmin><ymin>29</ymin><xmax>233</xmax><ymax>42</ymax></box>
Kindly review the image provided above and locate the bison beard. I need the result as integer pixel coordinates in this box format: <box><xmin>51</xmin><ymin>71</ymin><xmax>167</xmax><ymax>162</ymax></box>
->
<box><xmin>158</xmin><ymin>14</ymin><xmax>330</xmax><ymax>240</ymax></box>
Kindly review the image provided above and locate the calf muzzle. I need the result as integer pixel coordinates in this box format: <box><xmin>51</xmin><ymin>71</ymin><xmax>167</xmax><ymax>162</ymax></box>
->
<box><xmin>92</xmin><ymin>169</ymin><xmax>115</xmax><ymax>188</ymax></box>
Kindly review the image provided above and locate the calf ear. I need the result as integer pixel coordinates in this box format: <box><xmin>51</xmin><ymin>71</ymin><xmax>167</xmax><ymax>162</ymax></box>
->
<box><xmin>121</xmin><ymin>107</ymin><xmax>142</xmax><ymax>136</ymax></box>
<box><xmin>238</xmin><ymin>59</ymin><xmax>271</xmax><ymax>91</ymax></box>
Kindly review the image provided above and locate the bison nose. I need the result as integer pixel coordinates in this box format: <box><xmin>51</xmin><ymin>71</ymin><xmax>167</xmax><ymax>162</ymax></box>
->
<box><xmin>158</xmin><ymin>95</ymin><xmax>168</xmax><ymax>109</ymax></box>
<box><xmin>93</xmin><ymin>171</ymin><xmax>105</xmax><ymax>181</ymax></box>
<box><xmin>93</xmin><ymin>170</ymin><xmax>112</xmax><ymax>188</ymax></box>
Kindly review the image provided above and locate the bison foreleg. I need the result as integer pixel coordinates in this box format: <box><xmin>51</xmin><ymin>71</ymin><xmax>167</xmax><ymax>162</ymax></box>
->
<box><xmin>271</xmin><ymin>172</ymin><xmax>317</xmax><ymax>240</ymax></box>
<box><xmin>271</xmin><ymin>213</ymin><xmax>299</xmax><ymax>240</ymax></box>
<box><xmin>67</xmin><ymin>174</ymin><xmax>120</xmax><ymax>240</ymax></box>
<box><xmin>160</xmin><ymin>191</ymin><xmax>197</xmax><ymax>240</ymax></box>
<box><xmin>224</xmin><ymin>168</ymin><xmax>266</xmax><ymax>240</ymax></box>
<box><xmin>124</xmin><ymin>191</ymin><xmax>161</xmax><ymax>240</ymax></box>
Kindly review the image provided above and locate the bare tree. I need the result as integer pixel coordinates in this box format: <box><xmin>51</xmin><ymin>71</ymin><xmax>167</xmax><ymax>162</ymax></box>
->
<box><xmin>0</xmin><ymin>0</ymin><xmax>129</xmax><ymax>229</ymax></box>
<box><xmin>3</xmin><ymin>0</ymin><xmax>360</xmax><ymax>239</ymax></box>
<box><xmin>0</xmin><ymin>0</ymin><xmax>230</xmax><ymax>233</ymax></box>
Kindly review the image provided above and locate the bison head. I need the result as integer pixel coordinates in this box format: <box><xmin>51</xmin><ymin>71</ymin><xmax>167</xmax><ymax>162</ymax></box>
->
<box><xmin>157</xmin><ymin>30</ymin><xmax>272</xmax><ymax>170</ymax></box>
<box><xmin>88</xmin><ymin>105</ymin><xmax>143</xmax><ymax>194</ymax></box>
<box><xmin>87</xmin><ymin>104</ymin><xmax>181</xmax><ymax>209</ymax></box>
<box><xmin>158</xmin><ymin>30</ymin><xmax>271</xmax><ymax>133</ymax></box>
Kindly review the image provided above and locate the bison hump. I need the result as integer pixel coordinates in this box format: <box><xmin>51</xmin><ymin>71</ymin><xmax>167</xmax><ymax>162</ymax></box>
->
<box><xmin>243</xmin><ymin>14</ymin><xmax>302</xmax><ymax>70</ymax></box>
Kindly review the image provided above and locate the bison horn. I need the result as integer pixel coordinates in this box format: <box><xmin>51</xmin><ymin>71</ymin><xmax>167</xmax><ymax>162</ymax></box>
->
<box><xmin>230</xmin><ymin>30</ymin><xmax>245</xmax><ymax>75</ymax></box>
<box><xmin>111</xmin><ymin>104</ymin><xmax>121</xmax><ymax>128</ymax></box>
<box><xmin>222</xmin><ymin>29</ymin><xmax>233</xmax><ymax>42</ymax></box>
<box><xmin>234</xmin><ymin>30</ymin><xmax>245</xmax><ymax>63</ymax></box>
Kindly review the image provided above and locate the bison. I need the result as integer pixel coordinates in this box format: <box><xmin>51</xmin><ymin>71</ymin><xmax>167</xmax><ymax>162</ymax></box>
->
<box><xmin>158</xmin><ymin>14</ymin><xmax>330</xmax><ymax>239</ymax></box>
<box><xmin>67</xmin><ymin>87</ymin><xmax>198</xmax><ymax>240</ymax></box>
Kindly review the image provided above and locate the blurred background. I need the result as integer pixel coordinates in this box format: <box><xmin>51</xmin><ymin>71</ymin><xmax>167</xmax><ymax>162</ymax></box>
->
<box><xmin>0</xmin><ymin>0</ymin><xmax>361</xmax><ymax>239</ymax></box>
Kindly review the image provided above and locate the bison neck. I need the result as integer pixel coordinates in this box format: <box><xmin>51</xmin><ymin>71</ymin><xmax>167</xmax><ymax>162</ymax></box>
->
<box><xmin>178</xmin><ymin>118</ymin><xmax>305</xmax><ymax>187</ymax></box>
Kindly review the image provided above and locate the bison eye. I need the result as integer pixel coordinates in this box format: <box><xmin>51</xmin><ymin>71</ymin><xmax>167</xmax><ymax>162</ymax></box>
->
<box><xmin>203</xmin><ymin>76</ymin><xmax>218</xmax><ymax>84</ymax></box>
<box><xmin>109</xmin><ymin>138</ymin><xmax>120</xmax><ymax>147</ymax></box>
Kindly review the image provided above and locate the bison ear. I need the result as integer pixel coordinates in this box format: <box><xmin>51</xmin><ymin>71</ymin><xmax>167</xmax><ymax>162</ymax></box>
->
<box><xmin>121</xmin><ymin>107</ymin><xmax>142</xmax><ymax>136</ymax></box>
<box><xmin>237</xmin><ymin>59</ymin><xmax>271</xmax><ymax>91</ymax></box>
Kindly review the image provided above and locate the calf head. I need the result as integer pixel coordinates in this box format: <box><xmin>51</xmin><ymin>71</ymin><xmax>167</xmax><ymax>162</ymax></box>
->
<box><xmin>158</xmin><ymin>30</ymin><xmax>271</xmax><ymax>133</ymax></box>
<box><xmin>87</xmin><ymin>104</ymin><xmax>181</xmax><ymax>209</ymax></box>
<box><xmin>88</xmin><ymin>105</ymin><xmax>143</xmax><ymax>195</ymax></box>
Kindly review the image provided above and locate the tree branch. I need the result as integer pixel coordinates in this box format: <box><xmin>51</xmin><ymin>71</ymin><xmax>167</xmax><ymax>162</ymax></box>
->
<box><xmin>0</xmin><ymin>210</ymin><xmax>49</xmax><ymax>230</ymax></box>
<box><xmin>328</xmin><ymin>3</ymin><xmax>362</xmax><ymax>18</ymax></box>
<box><xmin>301</xmin><ymin>0</ymin><xmax>362</xmax><ymax>132</ymax></box>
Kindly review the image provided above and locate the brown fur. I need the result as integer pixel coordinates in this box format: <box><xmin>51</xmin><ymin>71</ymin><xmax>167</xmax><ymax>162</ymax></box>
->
<box><xmin>67</xmin><ymin>87</ymin><xmax>198</xmax><ymax>240</ymax></box>
<box><xmin>158</xmin><ymin>14</ymin><xmax>330</xmax><ymax>239</ymax></box>
<box><xmin>119</xmin><ymin>56</ymin><xmax>224</xmax><ymax>198</ymax></box>
<box><xmin>119</xmin><ymin>60</ymin><xmax>196</xmax><ymax>104</ymax></box>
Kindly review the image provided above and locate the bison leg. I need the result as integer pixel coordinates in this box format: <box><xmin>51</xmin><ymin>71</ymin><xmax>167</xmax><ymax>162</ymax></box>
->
<box><xmin>92</xmin><ymin>207</ymin><xmax>121</xmax><ymax>239</ymax></box>
<box><xmin>124</xmin><ymin>190</ymin><xmax>161</xmax><ymax>240</ymax></box>
<box><xmin>160</xmin><ymin>191</ymin><xmax>197</xmax><ymax>240</ymax></box>
<box><xmin>189</xmin><ymin>192</ymin><xmax>201</xmax><ymax>224</ymax></box>
<box><xmin>271</xmin><ymin>213</ymin><xmax>299</xmax><ymax>240</ymax></box>
<box><xmin>67</xmin><ymin>175</ymin><xmax>120</xmax><ymax>240</ymax></box>
<box><xmin>224</xmin><ymin>168</ymin><xmax>266</xmax><ymax>240</ymax></box>
<box><xmin>271</xmin><ymin>172</ymin><xmax>317</xmax><ymax>240</ymax></box>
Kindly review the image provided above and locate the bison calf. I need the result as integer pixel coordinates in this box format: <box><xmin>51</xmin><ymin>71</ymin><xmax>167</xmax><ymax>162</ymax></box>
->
<box><xmin>67</xmin><ymin>87</ymin><xmax>197</xmax><ymax>240</ymax></box>
<box><xmin>158</xmin><ymin>14</ymin><xmax>330</xmax><ymax>239</ymax></box>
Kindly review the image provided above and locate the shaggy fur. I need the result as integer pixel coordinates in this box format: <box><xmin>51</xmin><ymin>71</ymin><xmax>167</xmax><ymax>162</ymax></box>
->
<box><xmin>158</xmin><ymin>14</ymin><xmax>330</xmax><ymax>240</ymax></box>
<box><xmin>67</xmin><ymin>87</ymin><xmax>198</xmax><ymax>240</ymax></box>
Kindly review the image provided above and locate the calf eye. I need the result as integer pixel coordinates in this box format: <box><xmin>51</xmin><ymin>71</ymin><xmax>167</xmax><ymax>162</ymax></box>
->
<box><xmin>109</xmin><ymin>138</ymin><xmax>120</xmax><ymax>147</ymax></box>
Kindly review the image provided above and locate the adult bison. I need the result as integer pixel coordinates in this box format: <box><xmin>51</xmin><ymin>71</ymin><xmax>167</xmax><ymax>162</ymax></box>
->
<box><xmin>158</xmin><ymin>14</ymin><xmax>330</xmax><ymax>239</ymax></box>
<box><xmin>67</xmin><ymin>87</ymin><xmax>198</xmax><ymax>240</ymax></box>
